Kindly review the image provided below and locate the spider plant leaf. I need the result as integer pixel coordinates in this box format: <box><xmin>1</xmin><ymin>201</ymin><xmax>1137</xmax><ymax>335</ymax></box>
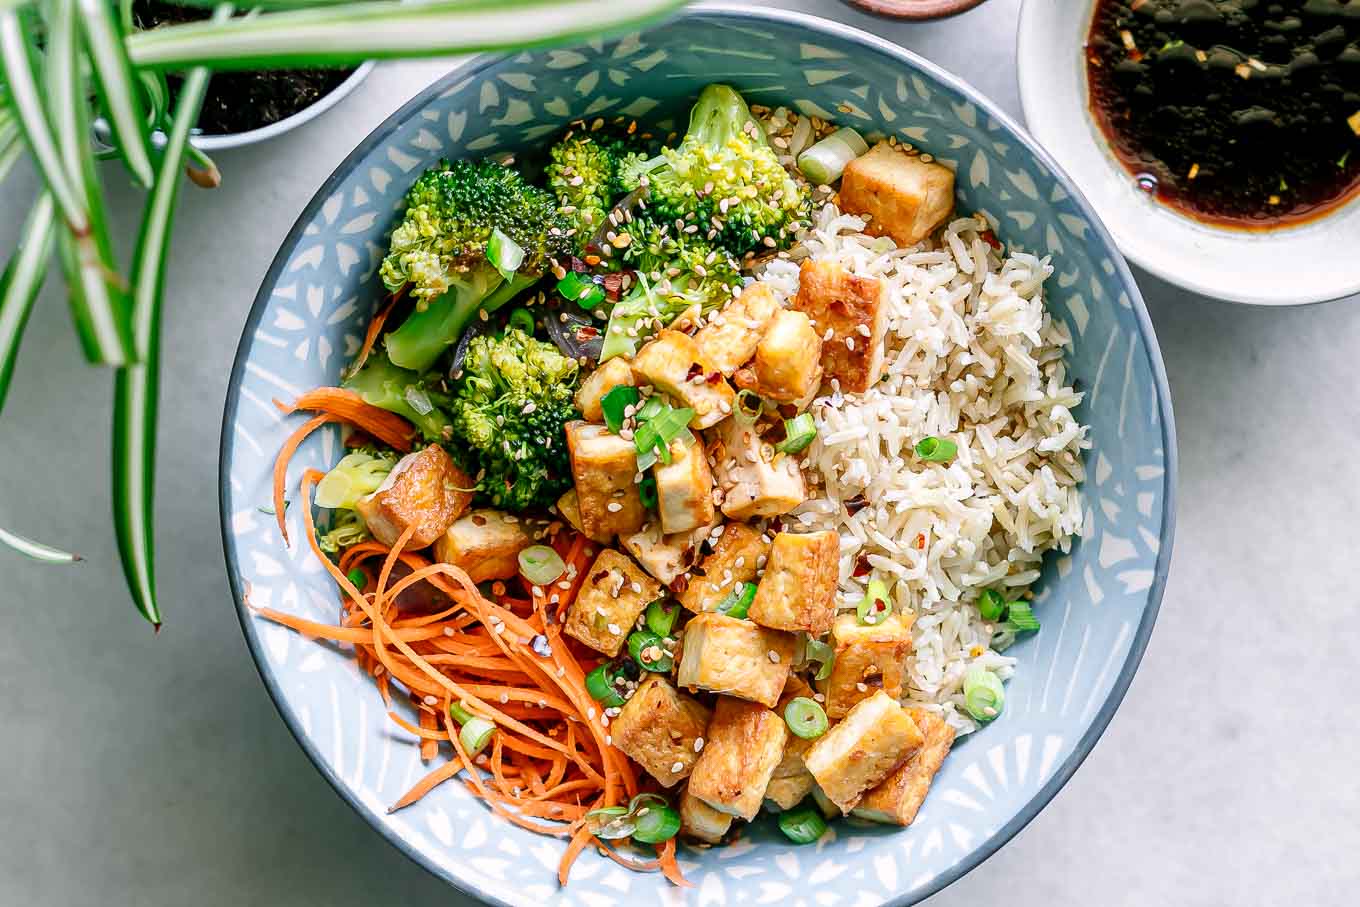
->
<box><xmin>0</xmin><ymin>8</ymin><xmax>89</xmax><ymax>234</ymax></box>
<box><xmin>0</xmin><ymin>118</ymin><xmax>22</xmax><ymax>183</ymax></box>
<box><xmin>0</xmin><ymin>524</ymin><xmax>82</xmax><ymax>564</ymax></box>
<box><xmin>124</xmin><ymin>0</ymin><xmax>687</xmax><ymax>70</ymax></box>
<box><xmin>0</xmin><ymin>192</ymin><xmax>55</xmax><ymax>416</ymax></box>
<box><xmin>77</xmin><ymin>0</ymin><xmax>155</xmax><ymax>187</ymax></box>
<box><xmin>113</xmin><ymin>3</ymin><xmax>231</xmax><ymax>629</ymax></box>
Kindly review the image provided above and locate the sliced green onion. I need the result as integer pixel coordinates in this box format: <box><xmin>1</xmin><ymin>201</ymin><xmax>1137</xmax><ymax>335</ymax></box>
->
<box><xmin>777</xmin><ymin>413</ymin><xmax>817</xmax><ymax>454</ymax></box>
<box><xmin>734</xmin><ymin>388</ymin><xmax>762</xmax><ymax>425</ymax></box>
<box><xmin>856</xmin><ymin>578</ymin><xmax>892</xmax><ymax>625</ymax></box>
<box><xmin>518</xmin><ymin>544</ymin><xmax>566</xmax><ymax>586</ymax></box>
<box><xmin>632</xmin><ymin>802</ymin><xmax>681</xmax><ymax>843</ymax></box>
<box><xmin>783</xmin><ymin>697</ymin><xmax>829</xmax><ymax>740</ymax></box>
<box><xmin>600</xmin><ymin>384</ymin><xmax>640</xmax><ymax>434</ymax></box>
<box><xmin>778</xmin><ymin>803</ymin><xmax>828</xmax><ymax>844</ymax></box>
<box><xmin>1007</xmin><ymin>601</ymin><xmax>1040</xmax><ymax>632</ymax></box>
<box><xmin>585</xmin><ymin>805</ymin><xmax>635</xmax><ymax>840</ymax></box>
<box><xmin>315</xmin><ymin>452</ymin><xmax>393</xmax><ymax>509</ymax></box>
<box><xmin>638</xmin><ymin>473</ymin><xmax>658</xmax><ymax>510</ymax></box>
<box><xmin>645</xmin><ymin>599</ymin><xmax>678</xmax><ymax>637</ymax></box>
<box><xmin>991</xmin><ymin>624</ymin><xmax>1017</xmax><ymax>652</ymax></box>
<box><xmin>799</xmin><ymin>636</ymin><xmax>836</xmax><ymax>681</ymax></box>
<box><xmin>915</xmin><ymin>436</ymin><xmax>958</xmax><ymax>463</ymax></box>
<box><xmin>460</xmin><ymin>717</ymin><xmax>497</xmax><ymax>756</ymax></box>
<box><xmin>448</xmin><ymin>701</ymin><xmax>474</xmax><ymax>724</ymax></box>
<box><xmin>962</xmin><ymin>667</ymin><xmax>1005</xmax><ymax>723</ymax></box>
<box><xmin>346</xmin><ymin>567</ymin><xmax>366</xmax><ymax>589</ymax></box>
<box><xmin>487</xmin><ymin>227</ymin><xmax>524</xmax><ymax>281</ymax></box>
<box><xmin>796</xmin><ymin>127</ymin><xmax>869</xmax><ymax>185</ymax></box>
<box><xmin>506</xmin><ymin>307</ymin><xmax>534</xmax><ymax>336</ymax></box>
<box><xmin>585</xmin><ymin>662</ymin><xmax>626</xmax><ymax>708</ymax></box>
<box><xmin>628</xmin><ymin>630</ymin><xmax>672</xmax><ymax>672</ymax></box>
<box><xmin>715</xmin><ymin>581</ymin><xmax>756</xmax><ymax>620</ymax></box>
<box><xmin>634</xmin><ymin>405</ymin><xmax>694</xmax><ymax>467</ymax></box>
<box><xmin>977</xmin><ymin>588</ymin><xmax>1006</xmax><ymax>622</ymax></box>
<box><xmin>557</xmin><ymin>271</ymin><xmax>606</xmax><ymax>310</ymax></box>
<box><xmin>635</xmin><ymin>396</ymin><xmax>666</xmax><ymax>422</ymax></box>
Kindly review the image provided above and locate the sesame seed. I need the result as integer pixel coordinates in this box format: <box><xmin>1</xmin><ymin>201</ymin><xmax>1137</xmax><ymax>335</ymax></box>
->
<box><xmin>693</xmin><ymin>737</ymin><xmax>705</xmax><ymax>752</ymax></box>
<box><xmin>423</xmin><ymin>695</ymin><xmax>438</xmax><ymax>706</ymax></box>
<box><xmin>607</xmin><ymin>623</ymin><xmax>621</xmax><ymax>635</ymax></box>
<box><xmin>768</xmin><ymin>650</ymin><xmax>780</xmax><ymax>663</ymax></box>
<box><xmin>855</xmin><ymin>682</ymin><xmax>868</xmax><ymax>692</ymax></box>
<box><xmin>671</xmin><ymin>761</ymin><xmax>685</xmax><ymax>774</ymax></box>
<box><xmin>607</xmin><ymin>502</ymin><xmax>623</xmax><ymax>513</ymax></box>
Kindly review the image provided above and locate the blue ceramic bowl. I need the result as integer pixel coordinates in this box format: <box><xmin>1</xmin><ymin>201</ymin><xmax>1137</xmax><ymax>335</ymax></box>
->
<box><xmin>220</xmin><ymin>6</ymin><xmax>1176</xmax><ymax>904</ymax></box>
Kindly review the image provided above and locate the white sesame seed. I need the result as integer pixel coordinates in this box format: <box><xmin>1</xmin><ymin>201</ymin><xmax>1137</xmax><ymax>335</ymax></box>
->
<box><xmin>768</xmin><ymin>650</ymin><xmax>780</xmax><ymax>663</ymax></box>
<box><xmin>607</xmin><ymin>623</ymin><xmax>621</xmax><ymax>635</ymax></box>
<box><xmin>693</xmin><ymin>737</ymin><xmax>705</xmax><ymax>752</ymax></box>
<box><xmin>671</xmin><ymin>761</ymin><xmax>685</xmax><ymax>774</ymax></box>
<box><xmin>607</xmin><ymin>502</ymin><xmax>623</xmax><ymax>513</ymax></box>
<box><xmin>423</xmin><ymin>695</ymin><xmax>438</xmax><ymax>706</ymax></box>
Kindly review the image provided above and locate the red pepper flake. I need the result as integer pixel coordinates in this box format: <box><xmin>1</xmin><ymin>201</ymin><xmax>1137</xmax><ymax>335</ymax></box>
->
<box><xmin>591</xmin><ymin>570</ymin><xmax>609</xmax><ymax>583</ymax></box>
<box><xmin>979</xmin><ymin>229</ymin><xmax>1001</xmax><ymax>250</ymax></box>
<box><xmin>576</xmin><ymin>325</ymin><xmax>600</xmax><ymax>340</ymax></box>
<box><xmin>705</xmin><ymin>371</ymin><xmax>723</xmax><ymax>384</ymax></box>
<box><xmin>570</xmin><ymin>256</ymin><xmax>588</xmax><ymax>273</ymax></box>
<box><xmin>845</xmin><ymin>495</ymin><xmax>869</xmax><ymax>515</ymax></box>
<box><xmin>686</xmin><ymin>363</ymin><xmax>704</xmax><ymax>381</ymax></box>
<box><xmin>668</xmin><ymin>576</ymin><xmax>690</xmax><ymax>596</ymax></box>
<box><xmin>915</xmin><ymin>533</ymin><xmax>926</xmax><ymax>550</ymax></box>
<box><xmin>602</xmin><ymin>272</ymin><xmax>624</xmax><ymax>300</ymax></box>
<box><xmin>852</xmin><ymin>554</ymin><xmax>871</xmax><ymax>577</ymax></box>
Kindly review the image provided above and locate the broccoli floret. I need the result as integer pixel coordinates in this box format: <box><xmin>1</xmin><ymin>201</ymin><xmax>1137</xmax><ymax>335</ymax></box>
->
<box><xmin>599</xmin><ymin>222</ymin><xmax>742</xmax><ymax>361</ymax></box>
<box><xmin>343</xmin><ymin>352</ymin><xmax>453</xmax><ymax>442</ymax></box>
<box><xmin>618</xmin><ymin>84</ymin><xmax>810</xmax><ymax>257</ymax></box>
<box><xmin>447</xmin><ymin>328</ymin><xmax>580</xmax><ymax>511</ymax></box>
<box><xmin>547</xmin><ymin>123</ymin><xmax>659</xmax><ymax>250</ymax></box>
<box><xmin>379</xmin><ymin>159</ymin><xmax>572</xmax><ymax>372</ymax></box>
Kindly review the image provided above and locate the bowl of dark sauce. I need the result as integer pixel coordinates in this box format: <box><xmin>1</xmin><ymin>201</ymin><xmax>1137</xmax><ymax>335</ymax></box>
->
<box><xmin>1018</xmin><ymin>0</ymin><xmax>1360</xmax><ymax>305</ymax></box>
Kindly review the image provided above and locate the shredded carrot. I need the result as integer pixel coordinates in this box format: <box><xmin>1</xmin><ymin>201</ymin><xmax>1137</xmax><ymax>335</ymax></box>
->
<box><xmin>271</xmin><ymin>413</ymin><xmax>333</xmax><ymax>544</ymax></box>
<box><xmin>279</xmin><ymin>387</ymin><xmax>417</xmax><ymax>452</ymax></box>
<box><xmin>348</xmin><ymin>288</ymin><xmax>402</xmax><ymax>377</ymax></box>
<box><xmin>657</xmin><ymin>837</ymin><xmax>691</xmax><ymax>887</ymax></box>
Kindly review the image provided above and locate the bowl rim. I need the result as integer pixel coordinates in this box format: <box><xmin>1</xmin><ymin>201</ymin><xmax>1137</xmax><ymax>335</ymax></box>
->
<box><xmin>1014</xmin><ymin>0</ymin><xmax>1360</xmax><ymax>307</ymax></box>
<box><xmin>218</xmin><ymin>4</ymin><xmax>1178</xmax><ymax>904</ymax></box>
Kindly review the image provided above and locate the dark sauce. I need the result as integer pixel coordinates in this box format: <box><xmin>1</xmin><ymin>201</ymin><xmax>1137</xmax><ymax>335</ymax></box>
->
<box><xmin>1086</xmin><ymin>0</ymin><xmax>1360</xmax><ymax>229</ymax></box>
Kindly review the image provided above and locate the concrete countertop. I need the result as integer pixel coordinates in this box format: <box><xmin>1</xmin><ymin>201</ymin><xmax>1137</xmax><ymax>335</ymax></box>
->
<box><xmin>2</xmin><ymin>1</ymin><xmax>1356</xmax><ymax>904</ymax></box>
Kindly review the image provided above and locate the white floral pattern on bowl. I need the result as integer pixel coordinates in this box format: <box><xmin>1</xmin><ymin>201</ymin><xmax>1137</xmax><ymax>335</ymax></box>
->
<box><xmin>220</xmin><ymin>6</ymin><xmax>1176</xmax><ymax>905</ymax></box>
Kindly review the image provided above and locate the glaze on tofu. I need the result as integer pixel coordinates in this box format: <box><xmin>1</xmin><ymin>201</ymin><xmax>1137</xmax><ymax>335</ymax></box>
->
<box><xmin>433</xmin><ymin>509</ymin><xmax>530</xmax><ymax>583</ymax></box>
<box><xmin>693</xmin><ymin>281</ymin><xmax>780</xmax><ymax>376</ymax></box>
<box><xmin>732</xmin><ymin>309</ymin><xmax>823</xmax><ymax>407</ymax></box>
<box><xmin>792</xmin><ymin>259</ymin><xmax>886</xmax><ymax>394</ymax></box>
<box><xmin>565</xmin><ymin>421</ymin><xmax>646</xmax><ymax>539</ymax></box>
<box><xmin>709</xmin><ymin>418</ymin><xmax>806</xmax><ymax>520</ymax></box>
<box><xmin>563</xmin><ymin>549</ymin><xmax>662</xmax><ymax>657</ymax></box>
<box><xmin>675</xmin><ymin>612</ymin><xmax>795</xmax><ymax>707</ymax></box>
<box><xmin>679</xmin><ymin>785</ymin><xmax>734</xmax><ymax>843</ymax></box>
<box><xmin>630</xmin><ymin>330</ymin><xmax>736</xmax><ymax>429</ymax></box>
<box><xmin>574</xmin><ymin>356</ymin><xmax>635</xmax><ymax>422</ymax></box>
<box><xmin>618</xmin><ymin>519</ymin><xmax>713</xmax><ymax>585</ymax></box>
<box><xmin>677</xmin><ymin>522</ymin><xmax>768</xmax><ymax>614</ymax></box>
<box><xmin>821</xmin><ymin>611</ymin><xmax>913</xmax><ymax>719</ymax></box>
<box><xmin>555</xmin><ymin>489</ymin><xmax>611</xmax><ymax>544</ymax></box>
<box><xmin>839</xmin><ymin>141</ymin><xmax>955</xmax><ymax>248</ymax></box>
<box><xmin>653</xmin><ymin>438</ymin><xmax>716</xmax><ymax>535</ymax></box>
<box><xmin>748</xmin><ymin>530</ymin><xmax>840</xmax><ymax>636</ymax></box>
<box><xmin>610</xmin><ymin>675</ymin><xmax>712</xmax><ymax>787</ymax></box>
<box><xmin>686</xmin><ymin>697</ymin><xmax>788</xmax><ymax>820</ymax></box>
<box><xmin>353</xmin><ymin>444</ymin><xmax>472</xmax><ymax>549</ymax></box>
<box><xmin>803</xmin><ymin>690</ymin><xmax>923</xmax><ymax>814</ymax></box>
<box><xmin>852</xmin><ymin>707</ymin><xmax>956</xmax><ymax>826</ymax></box>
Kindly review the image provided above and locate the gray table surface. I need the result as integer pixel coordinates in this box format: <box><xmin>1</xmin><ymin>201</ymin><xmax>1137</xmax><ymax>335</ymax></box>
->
<box><xmin>3</xmin><ymin>1</ymin><xmax>1357</xmax><ymax>904</ymax></box>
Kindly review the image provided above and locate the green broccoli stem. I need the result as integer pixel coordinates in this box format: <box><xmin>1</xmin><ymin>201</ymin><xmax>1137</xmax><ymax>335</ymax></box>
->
<box><xmin>686</xmin><ymin>83</ymin><xmax>768</xmax><ymax>149</ymax></box>
<box><xmin>385</xmin><ymin>270</ymin><xmax>539</xmax><ymax>373</ymax></box>
<box><xmin>343</xmin><ymin>352</ymin><xmax>452</xmax><ymax>441</ymax></box>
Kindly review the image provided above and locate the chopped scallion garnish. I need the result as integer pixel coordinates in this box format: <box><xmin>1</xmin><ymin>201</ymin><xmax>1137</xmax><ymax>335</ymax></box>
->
<box><xmin>645</xmin><ymin>599</ymin><xmax>678</xmax><ymax>637</ymax></box>
<box><xmin>915</xmin><ymin>436</ymin><xmax>958</xmax><ymax>463</ymax></box>
<box><xmin>600</xmin><ymin>384</ymin><xmax>640</xmax><ymax>434</ymax></box>
<box><xmin>585</xmin><ymin>662</ymin><xmax>626</xmax><ymax>708</ymax></box>
<box><xmin>506</xmin><ymin>307</ymin><xmax>535</xmax><ymax>336</ymax></box>
<box><xmin>796</xmin><ymin>126</ymin><xmax>869</xmax><ymax>185</ymax></box>
<box><xmin>518</xmin><ymin>544</ymin><xmax>566</xmax><ymax>586</ymax></box>
<box><xmin>1007</xmin><ymin>601</ymin><xmax>1040</xmax><ymax>632</ymax></box>
<box><xmin>778</xmin><ymin>803</ymin><xmax>829</xmax><ymax>844</ymax></box>
<box><xmin>856</xmin><ymin>578</ymin><xmax>891</xmax><ymax>625</ymax></box>
<box><xmin>715</xmin><ymin>581</ymin><xmax>757</xmax><ymax>619</ymax></box>
<box><xmin>783</xmin><ymin>696</ymin><xmax>829</xmax><ymax>740</ymax></box>
<box><xmin>557</xmin><ymin>271</ymin><xmax>606</xmax><ymax>310</ymax></box>
<box><xmin>487</xmin><ymin>227</ymin><xmax>524</xmax><ymax>281</ymax></box>
<box><xmin>977</xmin><ymin>588</ymin><xmax>1006</xmax><ymax>622</ymax></box>
<box><xmin>631</xmin><ymin>802</ymin><xmax>681</xmax><ymax>843</ymax></box>
<box><xmin>962</xmin><ymin>667</ymin><xmax>1005</xmax><ymax>723</ymax></box>
<box><xmin>777</xmin><ymin>413</ymin><xmax>817</xmax><ymax>454</ymax></box>
<box><xmin>627</xmin><ymin>630</ymin><xmax>673</xmax><ymax>672</ymax></box>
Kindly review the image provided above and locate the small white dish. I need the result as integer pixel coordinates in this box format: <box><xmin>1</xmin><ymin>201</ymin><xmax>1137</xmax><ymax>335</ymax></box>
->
<box><xmin>1017</xmin><ymin>0</ymin><xmax>1360</xmax><ymax>306</ymax></box>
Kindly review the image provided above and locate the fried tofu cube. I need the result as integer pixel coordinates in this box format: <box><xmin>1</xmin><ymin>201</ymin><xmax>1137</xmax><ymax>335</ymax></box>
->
<box><xmin>565</xmin><ymin>421</ymin><xmax>645</xmax><ymax>539</ymax></box>
<box><xmin>679</xmin><ymin>785</ymin><xmax>734</xmax><ymax>843</ymax></box>
<box><xmin>748</xmin><ymin>530</ymin><xmax>840</xmax><ymax>636</ymax></box>
<box><xmin>710</xmin><ymin>418</ymin><xmax>806</xmax><ymax>520</ymax></box>
<box><xmin>354</xmin><ymin>445</ymin><xmax>472</xmax><ymax>549</ymax></box>
<box><xmin>810</xmin><ymin>784</ymin><xmax>840</xmax><ymax>819</ymax></box>
<box><xmin>821</xmin><ymin>611</ymin><xmax>914</xmax><ymax>719</ymax></box>
<box><xmin>610</xmin><ymin>675</ymin><xmax>711</xmax><ymax>787</ymax></box>
<box><xmin>733</xmin><ymin>309</ymin><xmax>823</xmax><ymax>406</ymax></box>
<box><xmin>676</xmin><ymin>612</ymin><xmax>795</xmax><ymax>707</ymax></box>
<box><xmin>433</xmin><ymin>509</ymin><xmax>530</xmax><ymax>583</ymax></box>
<box><xmin>852</xmin><ymin>707</ymin><xmax>956</xmax><ymax>825</ymax></box>
<box><xmin>839</xmin><ymin>141</ymin><xmax>955</xmax><ymax>247</ymax></box>
<box><xmin>563</xmin><ymin>549</ymin><xmax>662</xmax><ymax>656</ymax></box>
<box><xmin>764</xmin><ymin>735</ymin><xmax>816</xmax><ymax>810</ymax></box>
<box><xmin>792</xmin><ymin>259</ymin><xmax>886</xmax><ymax>394</ymax></box>
<box><xmin>693</xmin><ymin>282</ymin><xmax>780</xmax><ymax>376</ymax></box>
<box><xmin>653</xmin><ymin>438</ymin><xmax>715</xmax><ymax>535</ymax></box>
<box><xmin>631</xmin><ymin>330</ymin><xmax>736</xmax><ymax>430</ymax></box>
<box><xmin>803</xmin><ymin>690</ymin><xmax>923</xmax><ymax>814</ymax></box>
<box><xmin>618</xmin><ymin>520</ymin><xmax>700</xmax><ymax>585</ymax></box>
<box><xmin>575</xmin><ymin>356</ymin><xmax>635</xmax><ymax>422</ymax></box>
<box><xmin>687</xmin><ymin>697</ymin><xmax>788</xmax><ymax>819</ymax></box>
<box><xmin>678</xmin><ymin>523</ymin><xmax>768</xmax><ymax>614</ymax></box>
<box><xmin>555</xmin><ymin>489</ymin><xmax>611</xmax><ymax>544</ymax></box>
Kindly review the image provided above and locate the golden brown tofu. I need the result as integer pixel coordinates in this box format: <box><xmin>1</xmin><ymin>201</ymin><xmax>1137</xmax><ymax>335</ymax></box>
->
<box><xmin>574</xmin><ymin>356</ymin><xmax>635</xmax><ymax>422</ymax></box>
<box><xmin>733</xmin><ymin>309</ymin><xmax>823</xmax><ymax>407</ymax></box>
<box><xmin>764</xmin><ymin>735</ymin><xmax>816</xmax><ymax>810</ymax></box>
<box><xmin>679</xmin><ymin>785</ymin><xmax>734</xmax><ymax>844</ymax></box>
<box><xmin>677</xmin><ymin>523</ymin><xmax>768</xmax><ymax>614</ymax></box>
<box><xmin>693</xmin><ymin>282</ymin><xmax>780</xmax><ymax>376</ymax></box>
<box><xmin>353</xmin><ymin>445</ymin><xmax>472</xmax><ymax>549</ymax></box>
<box><xmin>810</xmin><ymin>784</ymin><xmax>840</xmax><ymax>819</ymax></box>
<box><xmin>563</xmin><ymin>549</ymin><xmax>662</xmax><ymax>657</ymax></box>
<box><xmin>792</xmin><ymin>259</ymin><xmax>886</xmax><ymax>395</ymax></box>
<box><xmin>631</xmin><ymin>330</ymin><xmax>736</xmax><ymax>430</ymax></box>
<box><xmin>686</xmin><ymin>697</ymin><xmax>788</xmax><ymax>819</ymax></box>
<box><xmin>852</xmin><ymin>707</ymin><xmax>955</xmax><ymax>825</ymax></box>
<box><xmin>653</xmin><ymin>439</ymin><xmax>715</xmax><ymax>535</ymax></box>
<box><xmin>610</xmin><ymin>675</ymin><xmax>711</xmax><ymax>787</ymax></box>
<box><xmin>618</xmin><ymin>518</ymin><xmax>717</xmax><ymax>585</ymax></box>
<box><xmin>821</xmin><ymin>611</ymin><xmax>914</xmax><ymax>719</ymax></box>
<box><xmin>555</xmin><ymin>489</ymin><xmax>611</xmax><ymax>544</ymax></box>
<box><xmin>676</xmin><ymin>612</ymin><xmax>795</xmax><ymax>708</ymax></box>
<box><xmin>748</xmin><ymin>530</ymin><xmax>840</xmax><ymax>636</ymax></box>
<box><xmin>432</xmin><ymin>509</ymin><xmax>530</xmax><ymax>583</ymax></box>
<box><xmin>565</xmin><ymin>421</ymin><xmax>645</xmax><ymax>539</ymax></box>
<box><xmin>803</xmin><ymin>690</ymin><xmax>923</xmax><ymax>814</ymax></box>
<box><xmin>839</xmin><ymin>141</ymin><xmax>955</xmax><ymax>247</ymax></box>
<box><xmin>710</xmin><ymin>418</ymin><xmax>806</xmax><ymax>520</ymax></box>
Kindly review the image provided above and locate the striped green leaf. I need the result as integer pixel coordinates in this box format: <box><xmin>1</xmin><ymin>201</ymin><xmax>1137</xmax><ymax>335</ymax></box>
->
<box><xmin>124</xmin><ymin>0</ymin><xmax>686</xmax><ymax>70</ymax></box>
<box><xmin>0</xmin><ymin>193</ymin><xmax>55</xmax><ymax>415</ymax></box>
<box><xmin>0</xmin><ymin>524</ymin><xmax>81</xmax><ymax>564</ymax></box>
<box><xmin>78</xmin><ymin>0</ymin><xmax>155</xmax><ymax>186</ymax></box>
